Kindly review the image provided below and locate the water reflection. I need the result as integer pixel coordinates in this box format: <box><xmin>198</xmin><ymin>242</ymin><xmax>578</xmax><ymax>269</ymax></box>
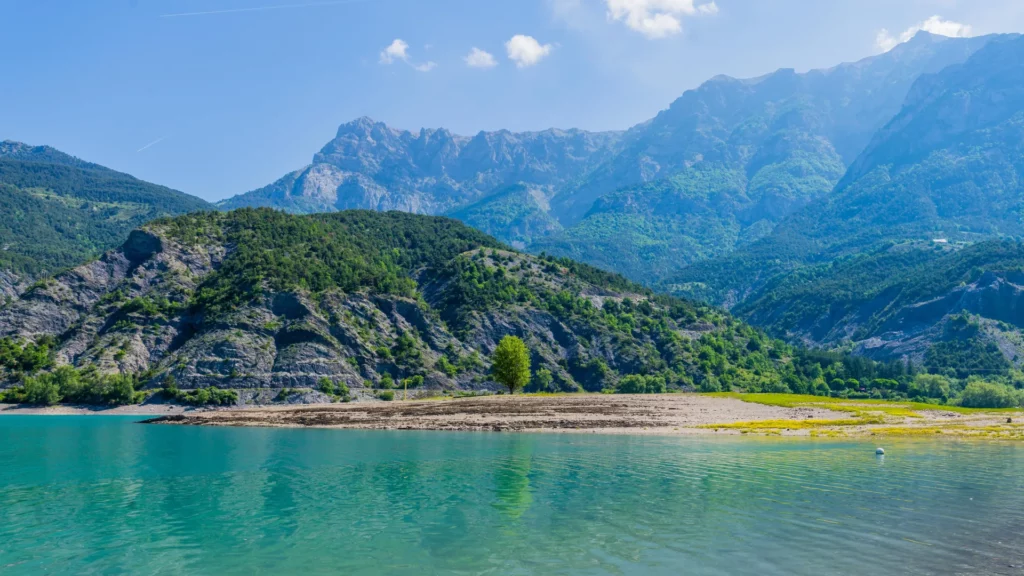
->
<box><xmin>0</xmin><ymin>418</ymin><xmax>1022</xmax><ymax>575</ymax></box>
<box><xmin>492</xmin><ymin>437</ymin><xmax>534</xmax><ymax>522</ymax></box>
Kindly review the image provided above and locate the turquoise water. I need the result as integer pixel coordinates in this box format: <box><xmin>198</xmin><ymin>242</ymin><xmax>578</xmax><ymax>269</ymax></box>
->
<box><xmin>1</xmin><ymin>417</ymin><xmax>1022</xmax><ymax>575</ymax></box>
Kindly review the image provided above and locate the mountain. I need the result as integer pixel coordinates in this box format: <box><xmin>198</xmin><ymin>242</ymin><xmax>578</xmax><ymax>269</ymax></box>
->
<box><xmin>220</xmin><ymin>33</ymin><xmax>999</xmax><ymax>284</ymax></box>
<box><xmin>669</xmin><ymin>34</ymin><xmax>1024</xmax><ymax>368</ymax></box>
<box><xmin>0</xmin><ymin>141</ymin><xmax>212</xmax><ymax>298</ymax></box>
<box><xmin>673</xmin><ymin>33</ymin><xmax>1024</xmax><ymax>304</ymax></box>
<box><xmin>534</xmin><ymin>32</ymin><xmax>1001</xmax><ymax>280</ymax></box>
<box><xmin>446</xmin><ymin>184</ymin><xmax>562</xmax><ymax>249</ymax></box>
<box><xmin>0</xmin><ymin>209</ymin><xmax>840</xmax><ymax>396</ymax></box>
<box><xmin>219</xmin><ymin>119</ymin><xmax>622</xmax><ymax>219</ymax></box>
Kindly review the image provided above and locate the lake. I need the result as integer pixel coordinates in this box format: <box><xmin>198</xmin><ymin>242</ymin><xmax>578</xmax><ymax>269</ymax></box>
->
<box><xmin>0</xmin><ymin>416</ymin><xmax>1022</xmax><ymax>575</ymax></box>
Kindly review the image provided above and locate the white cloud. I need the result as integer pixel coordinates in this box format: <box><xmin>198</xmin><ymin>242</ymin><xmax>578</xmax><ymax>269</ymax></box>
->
<box><xmin>464</xmin><ymin>47</ymin><xmax>498</xmax><ymax>69</ymax></box>
<box><xmin>876</xmin><ymin>15</ymin><xmax>973</xmax><ymax>52</ymax></box>
<box><xmin>506</xmin><ymin>35</ymin><xmax>554</xmax><ymax>68</ymax></box>
<box><xmin>379</xmin><ymin>38</ymin><xmax>436</xmax><ymax>72</ymax></box>
<box><xmin>379</xmin><ymin>39</ymin><xmax>409</xmax><ymax>64</ymax></box>
<box><xmin>605</xmin><ymin>0</ymin><xmax>718</xmax><ymax>39</ymax></box>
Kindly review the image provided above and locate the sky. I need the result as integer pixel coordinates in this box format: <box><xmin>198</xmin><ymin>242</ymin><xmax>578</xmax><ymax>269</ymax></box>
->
<box><xmin>2</xmin><ymin>0</ymin><xmax>1023</xmax><ymax>202</ymax></box>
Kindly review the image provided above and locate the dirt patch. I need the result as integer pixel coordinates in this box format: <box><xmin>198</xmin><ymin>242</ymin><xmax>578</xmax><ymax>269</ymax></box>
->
<box><xmin>141</xmin><ymin>394</ymin><xmax>844</xmax><ymax>434</ymax></box>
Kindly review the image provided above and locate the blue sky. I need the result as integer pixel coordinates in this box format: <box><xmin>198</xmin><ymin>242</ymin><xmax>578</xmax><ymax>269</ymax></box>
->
<box><xmin>2</xmin><ymin>0</ymin><xmax>1022</xmax><ymax>202</ymax></box>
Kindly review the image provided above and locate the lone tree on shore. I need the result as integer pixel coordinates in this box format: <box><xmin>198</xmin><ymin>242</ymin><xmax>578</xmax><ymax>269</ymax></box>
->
<box><xmin>492</xmin><ymin>336</ymin><xmax>531</xmax><ymax>394</ymax></box>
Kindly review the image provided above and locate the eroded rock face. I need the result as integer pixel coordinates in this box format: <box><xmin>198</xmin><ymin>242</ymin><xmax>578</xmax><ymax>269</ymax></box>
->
<box><xmin>0</xmin><ymin>270</ymin><xmax>27</xmax><ymax>301</ymax></box>
<box><xmin>0</xmin><ymin>224</ymin><xmax>666</xmax><ymax>393</ymax></box>
<box><xmin>837</xmin><ymin>272</ymin><xmax>1024</xmax><ymax>365</ymax></box>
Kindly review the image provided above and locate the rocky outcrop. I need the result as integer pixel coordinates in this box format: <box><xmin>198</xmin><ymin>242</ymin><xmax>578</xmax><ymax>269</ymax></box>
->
<box><xmin>851</xmin><ymin>272</ymin><xmax>1024</xmax><ymax>364</ymax></box>
<box><xmin>0</xmin><ymin>270</ymin><xmax>28</xmax><ymax>301</ymax></box>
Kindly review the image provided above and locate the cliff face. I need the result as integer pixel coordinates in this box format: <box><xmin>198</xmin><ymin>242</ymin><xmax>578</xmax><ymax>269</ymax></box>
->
<box><xmin>218</xmin><ymin>119</ymin><xmax>623</xmax><ymax>217</ymax></box>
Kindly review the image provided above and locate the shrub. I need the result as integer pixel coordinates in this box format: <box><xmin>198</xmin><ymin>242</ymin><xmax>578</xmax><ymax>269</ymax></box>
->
<box><xmin>378</xmin><ymin>390</ymin><xmax>395</xmax><ymax>401</ymax></box>
<box><xmin>531</xmin><ymin>368</ymin><xmax>554</xmax><ymax>392</ymax></box>
<box><xmin>617</xmin><ymin>374</ymin><xmax>666</xmax><ymax>394</ymax></box>
<box><xmin>436</xmin><ymin>356</ymin><xmax>458</xmax><ymax>377</ymax></box>
<box><xmin>23</xmin><ymin>375</ymin><xmax>61</xmax><ymax>406</ymax></box>
<box><xmin>959</xmin><ymin>381</ymin><xmax>1021</xmax><ymax>408</ymax></box>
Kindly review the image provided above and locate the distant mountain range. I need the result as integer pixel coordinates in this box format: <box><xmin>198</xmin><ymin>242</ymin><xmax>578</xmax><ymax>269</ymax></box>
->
<box><xmin>0</xmin><ymin>141</ymin><xmax>211</xmax><ymax>299</ymax></box>
<box><xmin>671</xmin><ymin>32</ymin><xmax>1024</xmax><ymax>367</ymax></box>
<box><xmin>220</xmin><ymin>32</ymin><xmax>997</xmax><ymax>272</ymax></box>
<box><xmin>6</xmin><ymin>30</ymin><xmax>1024</xmax><ymax>380</ymax></box>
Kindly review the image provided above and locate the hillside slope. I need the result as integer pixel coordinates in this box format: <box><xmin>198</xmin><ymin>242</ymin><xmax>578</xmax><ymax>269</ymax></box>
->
<box><xmin>0</xmin><ymin>210</ymin><xmax>830</xmax><ymax>395</ymax></box>
<box><xmin>534</xmin><ymin>32</ymin><xmax>1001</xmax><ymax>280</ymax></box>
<box><xmin>672</xmin><ymin>33</ymin><xmax>1024</xmax><ymax>306</ymax></box>
<box><xmin>0</xmin><ymin>141</ymin><xmax>211</xmax><ymax>297</ymax></box>
<box><xmin>733</xmin><ymin>240</ymin><xmax>1024</xmax><ymax>373</ymax></box>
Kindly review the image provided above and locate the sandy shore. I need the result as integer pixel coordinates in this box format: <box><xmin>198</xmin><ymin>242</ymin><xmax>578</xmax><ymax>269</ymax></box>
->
<box><xmin>140</xmin><ymin>394</ymin><xmax>845</xmax><ymax>434</ymax></box>
<box><xmin>0</xmin><ymin>403</ymin><xmax>187</xmax><ymax>416</ymax></box>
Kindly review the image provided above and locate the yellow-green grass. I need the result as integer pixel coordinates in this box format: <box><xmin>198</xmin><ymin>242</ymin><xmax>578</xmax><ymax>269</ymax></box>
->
<box><xmin>704</xmin><ymin>392</ymin><xmax>1024</xmax><ymax>439</ymax></box>
<box><xmin>707</xmin><ymin>392</ymin><xmax>1019</xmax><ymax>416</ymax></box>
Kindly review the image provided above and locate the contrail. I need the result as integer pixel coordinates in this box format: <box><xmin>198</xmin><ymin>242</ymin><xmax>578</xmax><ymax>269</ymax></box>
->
<box><xmin>136</xmin><ymin>137</ymin><xmax>164</xmax><ymax>153</ymax></box>
<box><xmin>161</xmin><ymin>0</ymin><xmax>374</xmax><ymax>18</ymax></box>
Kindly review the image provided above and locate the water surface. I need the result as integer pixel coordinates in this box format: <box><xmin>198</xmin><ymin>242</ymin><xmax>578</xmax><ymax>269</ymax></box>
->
<box><xmin>1</xmin><ymin>416</ymin><xmax>1022</xmax><ymax>575</ymax></box>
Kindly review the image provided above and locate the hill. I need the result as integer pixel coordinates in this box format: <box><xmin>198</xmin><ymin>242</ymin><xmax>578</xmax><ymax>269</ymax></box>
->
<box><xmin>0</xmin><ymin>209</ymin><xmax>866</xmax><ymax>397</ymax></box>
<box><xmin>733</xmin><ymin>240</ymin><xmax>1024</xmax><ymax>374</ymax></box>
<box><xmin>0</xmin><ymin>141</ymin><xmax>212</xmax><ymax>297</ymax></box>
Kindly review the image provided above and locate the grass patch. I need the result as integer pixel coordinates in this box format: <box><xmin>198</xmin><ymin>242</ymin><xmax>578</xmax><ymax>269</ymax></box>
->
<box><xmin>704</xmin><ymin>392</ymin><xmax>1024</xmax><ymax>439</ymax></box>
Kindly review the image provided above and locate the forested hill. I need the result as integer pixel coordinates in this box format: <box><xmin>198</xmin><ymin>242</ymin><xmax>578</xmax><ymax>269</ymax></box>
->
<box><xmin>733</xmin><ymin>239</ymin><xmax>1024</xmax><ymax>373</ymax></box>
<box><xmin>0</xmin><ymin>141</ymin><xmax>211</xmax><ymax>295</ymax></box>
<box><xmin>0</xmin><ymin>209</ymin><xmax>892</xmax><ymax>400</ymax></box>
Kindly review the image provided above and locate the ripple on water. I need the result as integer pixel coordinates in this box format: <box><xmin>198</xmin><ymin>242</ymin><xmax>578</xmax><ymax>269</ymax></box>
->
<box><xmin>0</xmin><ymin>417</ymin><xmax>1022</xmax><ymax>575</ymax></box>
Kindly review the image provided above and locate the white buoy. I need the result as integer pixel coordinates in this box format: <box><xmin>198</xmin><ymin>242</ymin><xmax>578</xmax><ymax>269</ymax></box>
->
<box><xmin>876</xmin><ymin>447</ymin><xmax>885</xmax><ymax>455</ymax></box>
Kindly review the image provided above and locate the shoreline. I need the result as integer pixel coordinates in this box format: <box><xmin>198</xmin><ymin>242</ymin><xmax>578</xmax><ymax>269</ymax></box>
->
<box><xmin>141</xmin><ymin>394</ymin><xmax>822</xmax><ymax>435</ymax></box>
<box><xmin>138</xmin><ymin>393</ymin><xmax>1024</xmax><ymax>439</ymax></box>
<box><xmin>0</xmin><ymin>403</ymin><xmax>188</xmax><ymax>416</ymax></box>
<box><xmin>6</xmin><ymin>394</ymin><xmax>1022</xmax><ymax>440</ymax></box>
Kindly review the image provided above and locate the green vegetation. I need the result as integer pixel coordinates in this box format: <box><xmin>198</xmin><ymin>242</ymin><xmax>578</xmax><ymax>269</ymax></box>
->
<box><xmin>491</xmin><ymin>336</ymin><xmax>531</xmax><ymax>394</ymax></box>
<box><xmin>154</xmin><ymin>208</ymin><xmax>503</xmax><ymax>313</ymax></box>
<box><xmin>615</xmin><ymin>374</ymin><xmax>666</xmax><ymax>394</ymax></box>
<box><xmin>318</xmin><ymin>377</ymin><xmax>352</xmax><ymax>402</ymax></box>
<box><xmin>704</xmin><ymin>393</ymin><xmax>1024</xmax><ymax>438</ymax></box>
<box><xmin>160</xmin><ymin>376</ymin><xmax>238</xmax><ymax>406</ymax></box>
<box><xmin>959</xmin><ymin>381</ymin><xmax>1024</xmax><ymax>409</ymax></box>
<box><xmin>0</xmin><ymin>336</ymin><xmax>56</xmax><ymax>374</ymax></box>
<box><xmin>447</xmin><ymin>184</ymin><xmax>562</xmax><ymax>247</ymax></box>
<box><xmin>0</xmin><ymin>151</ymin><xmax>209</xmax><ymax>276</ymax></box>
<box><xmin>725</xmin><ymin>240</ymin><xmax>1024</xmax><ymax>361</ymax></box>
<box><xmin>538</xmin><ymin>158</ymin><xmax>842</xmax><ymax>283</ymax></box>
<box><xmin>2</xmin><ymin>366</ymin><xmax>143</xmax><ymax>406</ymax></box>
